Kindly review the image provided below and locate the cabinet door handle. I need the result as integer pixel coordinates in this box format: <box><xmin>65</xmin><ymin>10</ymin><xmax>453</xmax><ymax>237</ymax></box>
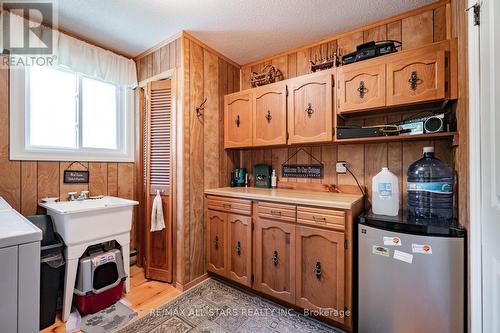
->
<box><xmin>272</xmin><ymin>250</ymin><xmax>279</xmax><ymax>266</ymax></box>
<box><xmin>265</xmin><ymin>110</ymin><xmax>272</xmax><ymax>123</ymax></box>
<box><xmin>313</xmin><ymin>216</ymin><xmax>327</xmax><ymax>223</ymax></box>
<box><xmin>305</xmin><ymin>103</ymin><xmax>314</xmax><ymax>118</ymax></box>
<box><xmin>235</xmin><ymin>115</ymin><xmax>241</xmax><ymax>127</ymax></box>
<box><xmin>270</xmin><ymin>210</ymin><xmax>282</xmax><ymax>216</ymax></box>
<box><xmin>357</xmin><ymin>80</ymin><xmax>368</xmax><ymax>98</ymax></box>
<box><xmin>409</xmin><ymin>71</ymin><xmax>421</xmax><ymax>91</ymax></box>
<box><xmin>314</xmin><ymin>261</ymin><xmax>322</xmax><ymax>279</ymax></box>
<box><xmin>236</xmin><ymin>241</ymin><xmax>241</xmax><ymax>256</ymax></box>
<box><xmin>214</xmin><ymin>236</ymin><xmax>219</xmax><ymax>249</ymax></box>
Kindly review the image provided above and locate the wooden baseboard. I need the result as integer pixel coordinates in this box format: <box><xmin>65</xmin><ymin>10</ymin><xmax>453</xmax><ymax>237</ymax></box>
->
<box><xmin>174</xmin><ymin>273</ymin><xmax>209</xmax><ymax>292</ymax></box>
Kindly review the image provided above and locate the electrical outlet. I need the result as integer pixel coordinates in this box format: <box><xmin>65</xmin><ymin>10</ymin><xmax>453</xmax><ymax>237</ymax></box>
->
<box><xmin>336</xmin><ymin>161</ymin><xmax>347</xmax><ymax>174</ymax></box>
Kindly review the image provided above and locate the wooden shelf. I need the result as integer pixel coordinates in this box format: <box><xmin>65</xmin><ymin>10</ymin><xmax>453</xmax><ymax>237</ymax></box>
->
<box><xmin>335</xmin><ymin>132</ymin><xmax>458</xmax><ymax>144</ymax></box>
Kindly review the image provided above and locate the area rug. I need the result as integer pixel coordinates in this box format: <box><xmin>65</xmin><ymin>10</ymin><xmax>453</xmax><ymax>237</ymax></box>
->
<box><xmin>117</xmin><ymin>278</ymin><xmax>344</xmax><ymax>333</ymax></box>
<box><xmin>80</xmin><ymin>300</ymin><xmax>137</xmax><ymax>333</ymax></box>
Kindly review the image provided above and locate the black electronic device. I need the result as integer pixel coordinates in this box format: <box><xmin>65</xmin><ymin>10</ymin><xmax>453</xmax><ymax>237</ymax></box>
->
<box><xmin>341</xmin><ymin>40</ymin><xmax>400</xmax><ymax>65</ymax></box>
<box><xmin>336</xmin><ymin>126</ymin><xmax>382</xmax><ymax>139</ymax></box>
<box><xmin>393</xmin><ymin>112</ymin><xmax>455</xmax><ymax>135</ymax></box>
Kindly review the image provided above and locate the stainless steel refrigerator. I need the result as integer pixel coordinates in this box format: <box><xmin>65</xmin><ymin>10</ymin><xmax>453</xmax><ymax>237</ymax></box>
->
<box><xmin>357</xmin><ymin>212</ymin><xmax>465</xmax><ymax>333</ymax></box>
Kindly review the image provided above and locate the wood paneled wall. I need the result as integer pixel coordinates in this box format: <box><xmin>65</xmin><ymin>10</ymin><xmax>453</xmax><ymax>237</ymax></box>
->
<box><xmin>180</xmin><ymin>35</ymin><xmax>240</xmax><ymax>284</ymax></box>
<box><xmin>235</xmin><ymin>1</ymin><xmax>465</xmax><ymax>220</ymax></box>
<box><xmin>240</xmin><ymin>1</ymin><xmax>451</xmax><ymax>88</ymax></box>
<box><xmin>136</xmin><ymin>38</ymin><xmax>181</xmax><ymax>82</ymax></box>
<box><xmin>0</xmin><ymin>60</ymin><xmax>137</xmax><ymax>248</ymax></box>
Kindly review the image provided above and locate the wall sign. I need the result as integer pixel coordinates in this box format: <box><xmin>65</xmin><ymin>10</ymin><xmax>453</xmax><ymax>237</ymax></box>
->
<box><xmin>281</xmin><ymin>148</ymin><xmax>324</xmax><ymax>179</ymax></box>
<box><xmin>282</xmin><ymin>164</ymin><xmax>324</xmax><ymax>178</ymax></box>
<box><xmin>64</xmin><ymin>170</ymin><xmax>89</xmax><ymax>184</ymax></box>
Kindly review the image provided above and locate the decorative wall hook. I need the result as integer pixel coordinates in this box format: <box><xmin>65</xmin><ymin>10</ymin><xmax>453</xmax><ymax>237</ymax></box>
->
<box><xmin>195</xmin><ymin>97</ymin><xmax>207</xmax><ymax>117</ymax></box>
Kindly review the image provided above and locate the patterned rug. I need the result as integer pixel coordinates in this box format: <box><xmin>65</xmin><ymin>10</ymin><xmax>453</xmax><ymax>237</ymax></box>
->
<box><xmin>117</xmin><ymin>278</ymin><xmax>344</xmax><ymax>333</ymax></box>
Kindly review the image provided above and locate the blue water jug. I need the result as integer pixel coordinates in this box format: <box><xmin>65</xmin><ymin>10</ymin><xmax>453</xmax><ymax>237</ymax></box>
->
<box><xmin>407</xmin><ymin>147</ymin><xmax>454</xmax><ymax>221</ymax></box>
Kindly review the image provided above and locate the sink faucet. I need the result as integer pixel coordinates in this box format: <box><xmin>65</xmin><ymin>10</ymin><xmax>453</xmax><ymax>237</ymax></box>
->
<box><xmin>68</xmin><ymin>191</ymin><xmax>89</xmax><ymax>201</ymax></box>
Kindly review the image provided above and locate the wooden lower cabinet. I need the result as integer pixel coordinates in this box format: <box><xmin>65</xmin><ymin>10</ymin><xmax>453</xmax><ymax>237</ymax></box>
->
<box><xmin>295</xmin><ymin>226</ymin><xmax>345</xmax><ymax>324</ymax></box>
<box><xmin>206</xmin><ymin>210</ymin><xmax>227</xmax><ymax>276</ymax></box>
<box><xmin>205</xmin><ymin>197</ymin><xmax>356</xmax><ymax>331</ymax></box>
<box><xmin>227</xmin><ymin>214</ymin><xmax>252</xmax><ymax>286</ymax></box>
<box><xmin>254</xmin><ymin>218</ymin><xmax>296</xmax><ymax>304</ymax></box>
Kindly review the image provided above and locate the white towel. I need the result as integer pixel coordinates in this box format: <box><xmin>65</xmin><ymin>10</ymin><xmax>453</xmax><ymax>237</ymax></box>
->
<box><xmin>150</xmin><ymin>190</ymin><xmax>165</xmax><ymax>232</ymax></box>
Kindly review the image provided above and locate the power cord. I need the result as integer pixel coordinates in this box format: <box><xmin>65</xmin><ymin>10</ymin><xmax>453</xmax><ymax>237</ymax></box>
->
<box><xmin>345</xmin><ymin>165</ymin><xmax>365</xmax><ymax>196</ymax></box>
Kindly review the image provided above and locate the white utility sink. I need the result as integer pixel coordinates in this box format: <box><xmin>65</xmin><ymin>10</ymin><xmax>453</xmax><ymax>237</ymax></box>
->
<box><xmin>39</xmin><ymin>196</ymin><xmax>138</xmax><ymax>322</ymax></box>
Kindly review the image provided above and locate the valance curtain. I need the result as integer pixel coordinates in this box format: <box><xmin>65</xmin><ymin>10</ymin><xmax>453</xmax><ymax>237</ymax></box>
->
<box><xmin>2</xmin><ymin>12</ymin><xmax>137</xmax><ymax>87</ymax></box>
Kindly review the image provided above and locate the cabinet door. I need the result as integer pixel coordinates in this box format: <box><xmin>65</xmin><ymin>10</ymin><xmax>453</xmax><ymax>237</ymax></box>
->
<box><xmin>338</xmin><ymin>63</ymin><xmax>386</xmax><ymax>112</ymax></box>
<box><xmin>254</xmin><ymin>218</ymin><xmax>295</xmax><ymax>303</ymax></box>
<box><xmin>253</xmin><ymin>83</ymin><xmax>287</xmax><ymax>146</ymax></box>
<box><xmin>206</xmin><ymin>210</ymin><xmax>227</xmax><ymax>276</ymax></box>
<box><xmin>387</xmin><ymin>49</ymin><xmax>446</xmax><ymax>106</ymax></box>
<box><xmin>227</xmin><ymin>214</ymin><xmax>252</xmax><ymax>286</ymax></box>
<box><xmin>224</xmin><ymin>92</ymin><xmax>253</xmax><ymax>148</ymax></box>
<box><xmin>295</xmin><ymin>226</ymin><xmax>345</xmax><ymax>323</ymax></box>
<box><xmin>288</xmin><ymin>71</ymin><xmax>333</xmax><ymax>144</ymax></box>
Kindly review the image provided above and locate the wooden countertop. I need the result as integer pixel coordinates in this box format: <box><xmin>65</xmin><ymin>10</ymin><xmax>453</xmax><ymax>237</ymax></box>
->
<box><xmin>204</xmin><ymin>187</ymin><xmax>364</xmax><ymax>210</ymax></box>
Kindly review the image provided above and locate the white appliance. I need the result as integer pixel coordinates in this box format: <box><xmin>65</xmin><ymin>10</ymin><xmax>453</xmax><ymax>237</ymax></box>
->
<box><xmin>0</xmin><ymin>200</ymin><xmax>42</xmax><ymax>333</ymax></box>
<box><xmin>357</xmin><ymin>212</ymin><xmax>465</xmax><ymax>333</ymax></box>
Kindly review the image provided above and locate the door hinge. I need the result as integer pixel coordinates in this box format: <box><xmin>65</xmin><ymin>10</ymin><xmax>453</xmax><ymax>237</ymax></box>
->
<box><xmin>466</xmin><ymin>3</ymin><xmax>480</xmax><ymax>26</ymax></box>
<box><xmin>344</xmin><ymin>240</ymin><xmax>348</xmax><ymax>249</ymax></box>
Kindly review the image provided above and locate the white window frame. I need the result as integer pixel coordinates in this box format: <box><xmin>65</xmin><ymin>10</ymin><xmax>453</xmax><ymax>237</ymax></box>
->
<box><xmin>10</xmin><ymin>65</ymin><xmax>135</xmax><ymax>162</ymax></box>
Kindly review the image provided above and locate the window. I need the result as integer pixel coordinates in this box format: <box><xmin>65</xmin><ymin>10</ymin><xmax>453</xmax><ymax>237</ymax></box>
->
<box><xmin>10</xmin><ymin>65</ymin><xmax>134</xmax><ymax>162</ymax></box>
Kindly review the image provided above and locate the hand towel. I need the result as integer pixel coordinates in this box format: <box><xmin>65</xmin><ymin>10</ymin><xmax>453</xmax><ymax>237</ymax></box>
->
<box><xmin>150</xmin><ymin>190</ymin><xmax>165</xmax><ymax>232</ymax></box>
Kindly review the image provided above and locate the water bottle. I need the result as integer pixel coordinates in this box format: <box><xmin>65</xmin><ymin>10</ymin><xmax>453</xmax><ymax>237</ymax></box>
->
<box><xmin>372</xmin><ymin>167</ymin><xmax>399</xmax><ymax>216</ymax></box>
<box><xmin>407</xmin><ymin>147</ymin><xmax>454</xmax><ymax>221</ymax></box>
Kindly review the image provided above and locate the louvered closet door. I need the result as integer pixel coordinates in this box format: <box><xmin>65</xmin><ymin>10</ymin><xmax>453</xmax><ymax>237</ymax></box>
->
<box><xmin>145</xmin><ymin>80</ymin><xmax>173</xmax><ymax>282</ymax></box>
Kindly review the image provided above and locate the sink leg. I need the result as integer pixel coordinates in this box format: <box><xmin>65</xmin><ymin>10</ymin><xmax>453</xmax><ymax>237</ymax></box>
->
<box><xmin>62</xmin><ymin>258</ymin><xmax>78</xmax><ymax>322</ymax></box>
<box><xmin>121</xmin><ymin>243</ymin><xmax>130</xmax><ymax>293</ymax></box>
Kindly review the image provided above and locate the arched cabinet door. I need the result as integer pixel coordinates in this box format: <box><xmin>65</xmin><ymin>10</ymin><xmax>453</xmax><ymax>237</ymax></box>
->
<box><xmin>252</xmin><ymin>82</ymin><xmax>287</xmax><ymax>147</ymax></box>
<box><xmin>227</xmin><ymin>214</ymin><xmax>252</xmax><ymax>286</ymax></box>
<box><xmin>295</xmin><ymin>225</ymin><xmax>346</xmax><ymax>324</ymax></box>
<box><xmin>254</xmin><ymin>217</ymin><xmax>296</xmax><ymax>304</ymax></box>
<box><xmin>288</xmin><ymin>70</ymin><xmax>334</xmax><ymax>144</ymax></box>
<box><xmin>337</xmin><ymin>63</ymin><xmax>386</xmax><ymax>113</ymax></box>
<box><xmin>224</xmin><ymin>91</ymin><xmax>253</xmax><ymax>148</ymax></box>
<box><xmin>206</xmin><ymin>210</ymin><xmax>227</xmax><ymax>276</ymax></box>
<box><xmin>387</xmin><ymin>49</ymin><xmax>446</xmax><ymax>106</ymax></box>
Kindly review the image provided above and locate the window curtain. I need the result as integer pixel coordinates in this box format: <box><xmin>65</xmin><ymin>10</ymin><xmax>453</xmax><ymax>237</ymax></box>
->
<box><xmin>2</xmin><ymin>12</ymin><xmax>137</xmax><ymax>87</ymax></box>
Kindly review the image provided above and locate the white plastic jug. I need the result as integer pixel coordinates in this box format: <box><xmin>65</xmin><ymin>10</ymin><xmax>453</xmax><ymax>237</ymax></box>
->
<box><xmin>372</xmin><ymin>167</ymin><xmax>399</xmax><ymax>216</ymax></box>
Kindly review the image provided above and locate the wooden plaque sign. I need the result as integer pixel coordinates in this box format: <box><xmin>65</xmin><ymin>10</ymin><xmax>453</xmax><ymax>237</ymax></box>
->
<box><xmin>64</xmin><ymin>170</ymin><xmax>89</xmax><ymax>184</ymax></box>
<box><xmin>282</xmin><ymin>164</ymin><xmax>324</xmax><ymax>179</ymax></box>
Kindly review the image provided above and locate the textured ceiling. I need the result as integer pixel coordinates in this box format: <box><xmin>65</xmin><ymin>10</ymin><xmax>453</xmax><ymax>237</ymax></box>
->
<box><xmin>55</xmin><ymin>0</ymin><xmax>436</xmax><ymax>64</ymax></box>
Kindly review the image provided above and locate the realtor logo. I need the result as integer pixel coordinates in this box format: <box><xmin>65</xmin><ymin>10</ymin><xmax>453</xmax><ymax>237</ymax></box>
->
<box><xmin>1</xmin><ymin>1</ymin><xmax>54</xmax><ymax>55</ymax></box>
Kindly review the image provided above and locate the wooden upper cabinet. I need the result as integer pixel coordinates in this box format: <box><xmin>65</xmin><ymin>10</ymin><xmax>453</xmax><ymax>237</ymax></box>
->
<box><xmin>386</xmin><ymin>49</ymin><xmax>446</xmax><ymax>106</ymax></box>
<box><xmin>254</xmin><ymin>218</ymin><xmax>296</xmax><ymax>304</ymax></box>
<box><xmin>337</xmin><ymin>63</ymin><xmax>386</xmax><ymax>113</ymax></box>
<box><xmin>295</xmin><ymin>226</ymin><xmax>345</xmax><ymax>323</ymax></box>
<box><xmin>206</xmin><ymin>210</ymin><xmax>227</xmax><ymax>276</ymax></box>
<box><xmin>224</xmin><ymin>91</ymin><xmax>253</xmax><ymax>148</ymax></box>
<box><xmin>227</xmin><ymin>214</ymin><xmax>252</xmax><ymax>287</ymax></box>
<box><xmin>288</xmin><ymin>70</ymin><xmax>334</xmax><ymax>144</ymax></box>
<box><xmin>252</xmin><ymin>83</ymin><xmax>287</xmax><ymax>146</ymax></box>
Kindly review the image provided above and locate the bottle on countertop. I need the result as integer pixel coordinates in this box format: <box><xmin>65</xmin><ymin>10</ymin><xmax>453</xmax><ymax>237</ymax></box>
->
<box><xmin>271</xmin><ymin>169</ymin><xmax>277</xmax><ymax>188</ymax></box>
<box><xmin>372</xmin><ymin>167</ymin><xmax>399</xmax><ymax>216</ymax></box>
<box><xmin>407</xmin><ymin>146</ymin><xmax>454</xmax><ymax>222</ymax></box>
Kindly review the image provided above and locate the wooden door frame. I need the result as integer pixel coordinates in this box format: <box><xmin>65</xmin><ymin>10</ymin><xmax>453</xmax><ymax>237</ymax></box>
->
<box><xmin>135</xmin><ymin>68</ymin><xmax>177</xmax><ymax>278</ymax></box>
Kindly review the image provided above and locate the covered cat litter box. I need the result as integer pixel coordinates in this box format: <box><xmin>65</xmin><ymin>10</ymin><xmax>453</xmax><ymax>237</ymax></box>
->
<box><xmin>73</xmin><ymin>246</ymin><xmax>127</xmax><ymax>315</ymax></box>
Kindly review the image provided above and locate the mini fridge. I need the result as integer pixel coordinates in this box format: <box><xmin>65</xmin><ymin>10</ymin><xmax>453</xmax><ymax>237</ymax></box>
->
<box><xmin>357</xmin><ymin>211</ymin><xmax>465</xmax><ymax>333</ymax></box>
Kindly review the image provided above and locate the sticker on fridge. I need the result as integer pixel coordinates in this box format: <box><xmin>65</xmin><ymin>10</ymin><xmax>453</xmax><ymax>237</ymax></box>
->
<box><xmin>372</xmin><ymin>245</ymin><xmax>390</xmax><ymax>257</ymax></box>
<box><xmin>393</xmin><ymin>250</ymin><xmax>413</xmax><ymax>264</ymax></box>
<box><xmin>383</xmin><ymin>236</ymin><xmax>402</xmax><ymax>246</ymax></box>
<box><xmin>412</xmin><ymin>244</ymin><xmax>433</xmax><ymax>254</ymax></box>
